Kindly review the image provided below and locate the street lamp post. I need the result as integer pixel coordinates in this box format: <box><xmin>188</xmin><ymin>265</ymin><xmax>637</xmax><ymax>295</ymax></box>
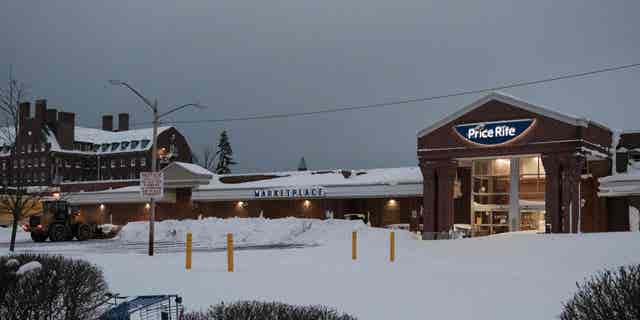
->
<box><xmin>109</xmin><ymin>80</ymin><xmax>205</xmax><ymax>256</ymax></box>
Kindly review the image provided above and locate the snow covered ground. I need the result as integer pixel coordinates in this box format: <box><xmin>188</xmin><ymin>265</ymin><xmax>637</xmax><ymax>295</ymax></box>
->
<box><xmin>2</xmin><ymin>218</ymin><xmax>640</xmax><ymax>319</ymax></box>
<box><xmin>0</xmin><ymin>226</ymin><xmax>31</xmax><ymax>243</ymax></box>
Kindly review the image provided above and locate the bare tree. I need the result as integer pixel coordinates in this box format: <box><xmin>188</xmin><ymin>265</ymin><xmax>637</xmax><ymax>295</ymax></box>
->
<box><xmin>192</xmin><ymin>145</ymin><xmax>216</xmax><ymax>172</ymax></box>
<box><xmin>0</xmin><ymin>69</ymin><xmax>43</xmax><ymax>251</ymax></box>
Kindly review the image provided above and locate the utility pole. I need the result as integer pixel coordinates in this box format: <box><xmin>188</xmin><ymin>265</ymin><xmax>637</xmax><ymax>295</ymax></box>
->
<box><xmin>109</xmin><ymin>80</ymin><xmax>206</xmax><ymax>256</ymax></box>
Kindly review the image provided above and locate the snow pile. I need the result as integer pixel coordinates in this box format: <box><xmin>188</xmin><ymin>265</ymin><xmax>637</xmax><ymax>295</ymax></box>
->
<box><xmin>16</xmin><ymin>261</ymin><xmax>42</xmax><ymax>275</ymax></box>
<box><xmin>5</xmin><ymin>258</ymin><xmax>19</xmax><ymax>268</ymax></box>
<box><xmin>118</xmin><ymin>217</ymin><xmax>414</xmax><ymax>248</ymax></box>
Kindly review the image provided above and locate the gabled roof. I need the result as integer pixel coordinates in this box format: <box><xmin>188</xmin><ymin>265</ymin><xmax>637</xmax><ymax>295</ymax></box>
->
<box><xmin>161</xmin><ymin>161</ymin><xmax>214</xmax><ymax>188</ymax></box>
<box><xmin>417</xmin><ymin>92</ymin><xmax>609</xmax><ymax>138</ymax></box>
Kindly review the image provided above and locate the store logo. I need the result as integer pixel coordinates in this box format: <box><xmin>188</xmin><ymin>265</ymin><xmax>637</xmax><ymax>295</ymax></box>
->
<box><xmin>454</xmin><ymin>119</ymin><xmax>535</xmax><ymax>146</ymax></box>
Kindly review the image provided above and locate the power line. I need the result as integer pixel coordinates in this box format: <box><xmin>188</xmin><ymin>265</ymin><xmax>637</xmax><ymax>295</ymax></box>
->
<box><xmin>134</xmin><ymin>62</ymin><xmax>640</xmax><ymax>126</ymax></box>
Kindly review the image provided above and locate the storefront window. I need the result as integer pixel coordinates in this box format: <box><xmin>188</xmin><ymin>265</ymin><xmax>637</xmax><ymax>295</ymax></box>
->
<box><xmin>471</xmin><ymin>157</ymin><xmax>546</xmax><ymax>236</ymax></box>
<box><xmin>519</xmin><ymin>156</ymin><xmax>546</xmax><ymax>232</ymax></box>
<box><xmin>472</xmin><ymin>159</ymin><xmax>511</xmax><ymax>236</ymax></box>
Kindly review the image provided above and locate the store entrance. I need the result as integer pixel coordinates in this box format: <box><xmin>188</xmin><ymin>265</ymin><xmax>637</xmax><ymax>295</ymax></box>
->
<box><xmin>470</xmin><ymin>156</ymin><xmax>546</xmax><ymax>236</ymax></box>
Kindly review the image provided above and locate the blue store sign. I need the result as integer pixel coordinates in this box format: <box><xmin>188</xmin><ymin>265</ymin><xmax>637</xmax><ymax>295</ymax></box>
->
<box><xmin>454</xmin><ymin>119</ymin><xmax>535</xmax><ymax>146</ymax></box>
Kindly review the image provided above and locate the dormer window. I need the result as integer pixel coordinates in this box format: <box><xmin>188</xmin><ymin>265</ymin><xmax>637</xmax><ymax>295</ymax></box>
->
<box><xmin>92</xmin><ymin>144</ymin><xmax>99</xmax><ymax>152</ymax></box>
<box><xmin>111</xmin><ymin>143</ymin><xmax>120</xmax><ymax>151</ymax></box>
<box><xmin>141</xmin><ymin>140</ymin><xmax>150</xmax><ymax>149</ymax></box>
<box><xmin>121</xmin><ymin>141</ymin><xmax>130</xmax><ymax>150</ymax></box>
<box><xmin>131</xmin><ymin>140</ymin><xmax>139</xmax><ymax>149</ymax></box>
<box><xmin>101</xmin><ymin>144</ymin><xmax>110</xmax><ymax>152</ymax></box>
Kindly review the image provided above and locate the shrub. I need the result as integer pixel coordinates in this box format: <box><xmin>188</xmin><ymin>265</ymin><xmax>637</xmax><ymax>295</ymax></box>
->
<box><xmin>561</xmin><ymin>264</ymin><xmax>640</xmax><ymax>320</ymax></box>
<box><xmin>184</xmin><ymin>301</ymin><xmax>357</xmax><ymax>320</ymax></box>
<box><xmin>0</xmin><ymin>253</ymin><xmax>110</xmax><ymax>320</ymax></box>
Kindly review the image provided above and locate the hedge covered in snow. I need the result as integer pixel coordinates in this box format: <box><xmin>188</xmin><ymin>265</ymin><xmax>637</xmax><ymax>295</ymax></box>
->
<box><xmin>183</xmin><ymin>301</ymin><xmax>357</xmax><ymax>320</ymax></box>
<box><xmin>561</xmin><ymin>264</ymin><xmax>640</xmax><ymax>320</ymax></box>
<box><xmin>0</xmin><ymin>253</ymin><xmax>110</xmax><ymax>320</ymax></box>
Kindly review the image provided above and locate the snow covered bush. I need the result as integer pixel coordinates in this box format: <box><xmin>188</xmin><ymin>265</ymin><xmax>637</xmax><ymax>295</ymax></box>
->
<box><xmin>0</xmin><ymin>253</ymin><xmax>110</xmax><ymax>320</ymax></box>
<box><xmin>183</xmin><ymin>301</ymin><xmax>357</xmax><ymax>320</ymax></box>
<box><xmin>560</xmin><ymin>264</ymin><xmax>640</xmax><ymax>320</ymax></box>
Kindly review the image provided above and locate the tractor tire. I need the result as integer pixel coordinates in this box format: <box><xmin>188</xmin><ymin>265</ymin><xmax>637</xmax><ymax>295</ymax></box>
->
<box><xmin>76</xmin><ymin>224</ymin><xmax>92</xmax><ymax>241</ymax></box>
<box><xmin>49</xmin><ymin>224</ymin><xmax>70</xmax><ymax>242</ymax></box>
<box><xmin>30</xmin><ymin>233</ymin><xmax>48</xmax><ymax>242</ymax></box>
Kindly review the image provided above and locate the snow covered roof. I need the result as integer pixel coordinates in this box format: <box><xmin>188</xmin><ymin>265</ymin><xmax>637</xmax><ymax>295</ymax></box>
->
<box><xmin>67</xmin><ymin>167</ymin><xmax>424</xmax><ymax>203</ymax></box>
<box><xmin>417</xmin><ymin>92</ymin><xmax>610</xmax><ymax>137</ymax></box>
<box><xmin>598</xmin><ymin>168</ymin><xmax>640</xmax><ymax>197</ymax></box>
<box><xmin>0</xmin><ymin>125</ymin><xmax>172</xmax><ymax>155</ymax></box>
<box><xmin>200</xmin><ymin>167</ymin><xmax>422</xmax><ymax>190</ymax></box>
<box><xmin>74</xmin><ymin>126</ymin><xmax>172</xmax><ymax>154</ymax></box>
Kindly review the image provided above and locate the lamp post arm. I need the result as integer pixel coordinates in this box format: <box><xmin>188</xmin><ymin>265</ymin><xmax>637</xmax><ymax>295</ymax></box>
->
<box><xmin>114</xmin><ymin>81</ymin><xmax>156</xmax><ymax>112</ymax></box>
<box><xmin>158</xmin><ymin>103</ymin><xmax>205</xmax><ymax>119</ymax></box>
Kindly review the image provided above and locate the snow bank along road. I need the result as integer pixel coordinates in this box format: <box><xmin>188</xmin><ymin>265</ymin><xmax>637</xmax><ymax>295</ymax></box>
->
<box><xmin>0</xmin><ymin>217</ymin><xmax>334</xmax><ymax>253</ymax></box>
<box><xmin>3</xmin><ymin>218</ymin><xmax>640</xmax><ymax>320</ymax></box>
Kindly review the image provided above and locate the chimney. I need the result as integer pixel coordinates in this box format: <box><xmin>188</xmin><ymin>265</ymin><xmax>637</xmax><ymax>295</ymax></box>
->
<box><xmin>46</xmin><ymin>109</ymin><xmax>58</xmax><ymax>126</ymax></box>
<box><xmin>57</xmin><ymin>112</ymin><xmax>76</xmax><ymax>150</ymax></box>
<box><xmin>18</xmin><ymin>102</ymin><xmax>30</xmax><ymax>127</ymax></box>
<box><xmin>102</xmin><ymin>115</ymin><xmax>113</xmax><ymax>131</ymax></box>
<box><xmin>118</xmin><ymin>113</ymin><xmax>129</xmax><ymax>131</ymax></box>
<box><xmin>35</xmin><ymin>99</ymin><xmax>47</xmax><ymax>121</ymax></box>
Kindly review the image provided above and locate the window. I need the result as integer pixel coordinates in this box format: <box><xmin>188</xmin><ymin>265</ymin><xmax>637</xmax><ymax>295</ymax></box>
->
<box><xmin>93</xmin><ymin>145</ymin><xmax>100</xmax><ymax>152</ymax></box>
<box><xmin>65</xmin><ymin>160</ymin><xmax>71</xmax><ymax>168</ymax></box>
<box><xmin>131</xmin><ymin>159</ymin><xmax>136</xmax><ymax>167</ymax></box>
<box><xmin>27</xmin><ymin>159</ymin><xmax>31</xmax><ymax>168</ymax></box>
<box><xmin>41</xmin><ymin>157</ymin><xmax>46</xmax><ymax>167</ymax></box>
<box><xmin>141</xmin><ymin>140</ymin><xmax>150</xmax><ymax>149</ymax></box>
<box><xmin>111</xmin><ymin>160</ymin><xmax>116</xmax><ymax>168</ymax></box>
<box><xmin>42</xmin><ymin>144</ymin><xmax>47</xmax><ymax>152</ymax></box>
<box><xmin>121</xmin><ymin>141</ymin><xmax>129</xmax><ymax>150</ymax></box>
<box><xmin>27</xmin><ymin>144</ymin><xmax>32</xmax><ymax>153</ymax></box>
<box><xmin>75</xmin><ymin>161</ymin><xmax>81</xmax><ymax>168</ymax></box>
<box><xmin>1</xmin><ymin>162</ymin><xmax>5</xmax><ymax>170</ymax></box>
<box><xmin>140</xmin><ymin>157</ymin><xmax>146</xmax><ymax>167</ymax></box>
<box><xmin>40</xmin><ymin>172</ymin><xmax>46</xmax><ymax>182</ymax></box>
<box><xmin>121</xmin><ymin>159</ymin><xmax>126</xmax><ymax>167</ymax></box>
<box><xmin>131</xmin><ymin>140</ymin><xmax>139</xmax><ymax>149</ymax></box>
<box><xmin>111</xmin><ymin>143</ymin><xmax>120</xmax><ymax>151</ymax></box>
<box><xmin>20</xmin><ymin>159</ymin><xmax>25</xmax><ymax>168</ymax></box>
<box><xmin>101</xmin><ymin>144</ymin><xmax>110</xmax><ymax>152</ymax></box>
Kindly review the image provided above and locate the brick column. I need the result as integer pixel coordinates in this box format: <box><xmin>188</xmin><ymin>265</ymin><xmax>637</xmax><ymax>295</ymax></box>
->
<box><xmin>556</xmin><ymin>153</ymin><xmax>586</xmax><ymax>233</ymax></box>
<box><xmin>436</xmin><ymin>161</ymin><xmax>457</xmax><ymax>235</ymax></box>
<box><xmin>542</xmin><ymin>153</ymin><xmax>561</xmax><ymax>233</ymax></box>
<box><xmin>420</xmin><ymin>162</ymin><xmax>437</xmax><ymax>239</ymax></box>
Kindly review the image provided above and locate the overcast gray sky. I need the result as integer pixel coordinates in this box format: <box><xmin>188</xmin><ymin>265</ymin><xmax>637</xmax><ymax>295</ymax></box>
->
<box><xmin>2</xmin><ymin>1</ymin><xmax>639</xmax><ymax>172</ymax></box>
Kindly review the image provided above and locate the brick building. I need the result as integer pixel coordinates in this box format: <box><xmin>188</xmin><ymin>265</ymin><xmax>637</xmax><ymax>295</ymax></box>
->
<box><xmin>0</xmin><ymin>99</ymin><xmax>192</xmax><ymax>192</ymax></box>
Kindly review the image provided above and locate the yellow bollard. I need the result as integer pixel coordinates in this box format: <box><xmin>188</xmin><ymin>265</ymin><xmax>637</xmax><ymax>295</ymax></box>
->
<box><xmin>390</xmin><ymin>231</ymin><xmax>395</xmax><ymax>262</ymax></box>
<box><xmin>352</xmin><ymin>231</ymin><xmax>357</xmax><ymax>260</ymax></box>
<box><xmin>227</xmin><ymin>233</ymin><xmax>234</xmax><ymax>272</ymax></box>
<box><xmin>185</xmin><ymin>232</ymin><xmax>192</xmax><ymax>270</ymax></box>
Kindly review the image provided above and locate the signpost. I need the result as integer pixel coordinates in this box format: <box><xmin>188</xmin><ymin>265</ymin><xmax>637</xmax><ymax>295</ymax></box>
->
<box><xmin>141</xmin><ymin>171</ymin><xmax>163</xmax><ymax>256</ymax></box>
<box><xmin>141</xmin><ymin>172</ymin><xmax>164</xmax><ymax>199</ymax></box>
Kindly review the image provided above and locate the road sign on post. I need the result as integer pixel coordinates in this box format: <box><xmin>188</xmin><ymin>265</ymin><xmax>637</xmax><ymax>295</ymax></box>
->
<box><xmin>140</xmin><ymin>172</ymin><xmax>164</xmax><ymax>199</ymax></box>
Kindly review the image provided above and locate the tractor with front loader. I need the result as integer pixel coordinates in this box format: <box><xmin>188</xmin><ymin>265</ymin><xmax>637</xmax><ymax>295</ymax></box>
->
<box><xmin>23</xmin><ymin>200</ymin><xmax>103</xmax><ymax>242</ymax></box>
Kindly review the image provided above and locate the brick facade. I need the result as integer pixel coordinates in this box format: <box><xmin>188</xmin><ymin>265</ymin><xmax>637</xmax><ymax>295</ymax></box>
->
<box><xmin>0</xmin><ymin>99</ymin><xmax>192</xmax><ymax>191</ymax></box>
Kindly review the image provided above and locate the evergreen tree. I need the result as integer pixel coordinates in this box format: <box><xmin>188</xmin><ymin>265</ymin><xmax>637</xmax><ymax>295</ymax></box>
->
<box><xmin>215</xmin><ymin>130</ymin><xmax>236</xmax><ymax>174</ymax></box>
<box><xmin>297</xmin><ymin>157</ymin><xmax>308</xmax><ymax>171</ymax></box>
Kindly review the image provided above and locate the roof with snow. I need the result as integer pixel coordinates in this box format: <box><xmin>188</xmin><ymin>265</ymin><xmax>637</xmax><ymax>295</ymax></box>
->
<box><xmin>417</xmin><ymin>92</ymin><xmax>610</xmax><ymax>137</ymax></box>
<box><xmin>0</xmin><ymin>125</ymin><xmax>173</xmax><ymax>155</ymax></box>
<box><xmin>599</xmin><ymin>166</ymin><xmax>640</xmax><ymax>197</ymax></box>
<box><xmin>67</xmin><ymin>166</ymin><xmax>424</xmax><ymax>204</ymax></box>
